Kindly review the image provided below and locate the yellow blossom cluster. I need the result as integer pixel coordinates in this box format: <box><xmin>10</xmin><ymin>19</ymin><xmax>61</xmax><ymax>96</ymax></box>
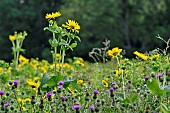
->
<box><xmin>133</xmin><ymin>51</ymin><xmax>148</xmax><ymax>60</ymax></box>
<box><xmin>45</xmin><ymin>12</ymin><xmax>61</xmax><ymax>20</ymax></box>
<box><xmin>63</xmin><ymin>19</ymin><xmax>80</xmax><ymax>33</ymax></box>
<box><xmin>107</xmin><ymin>47</ymin><xmax>122</xmax><ymax>58</ymax></box>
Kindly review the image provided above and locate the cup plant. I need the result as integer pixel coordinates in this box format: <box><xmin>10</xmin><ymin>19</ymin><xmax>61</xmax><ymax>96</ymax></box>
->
<box><xmin>40</xmin><ymin>11</ymin><xmax>81</xmax><ymax>92</ymax></box>
<box><xmin>9</xmin><ymin>31</ymin><xmax>27</xmax><ymax>69</ymax></box>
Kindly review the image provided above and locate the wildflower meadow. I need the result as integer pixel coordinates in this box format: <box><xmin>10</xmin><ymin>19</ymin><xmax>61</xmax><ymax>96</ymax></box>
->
<box><xmin>0</xmin><ymin>11</ymin><xmax>170</xmax><ymax>113</ymax></box>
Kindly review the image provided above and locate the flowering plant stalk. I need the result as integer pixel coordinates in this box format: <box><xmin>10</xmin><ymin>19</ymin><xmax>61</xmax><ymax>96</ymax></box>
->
<box><xmin>9</xmin><ymin>31</ymin><xmax>27</xmax><ymax>69</ymax></box>
<box><xmin>44</xmin><ymin>11</ymin><xmax>80</xmax><ymax>75</ymax></box>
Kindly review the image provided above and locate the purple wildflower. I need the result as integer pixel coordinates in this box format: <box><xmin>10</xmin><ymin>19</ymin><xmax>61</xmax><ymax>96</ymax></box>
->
<box><xmin>0</xmin><ymin>90</ymin><xmax>5</xmax><ymax>95</ymax></box>
<box><xmin>144</xmin><ymin>76</ymin><xmax>149</xmax><ymax>81</ymax></box>
<box><xmin>89</xmin><ymin>105</ymin><xmax>95</xmax><ymax>110</ymax></box>
<box><xmin>46</xmin><ymin>92</ymin><xmax>53</xmax><ymax>98</ymax></box>
<box><xmin>4</xmin><ymin>103</ymin><xmax>10</xmax><ymax>107</ymax></box>
<box><xmin>73</xmin><ymin>104</ymin><xmax>81</xmax><ymax>110</ymax></box>
<box><xmin>109</xmin><ymin>88</ymin><xmax>114</xmax><ymax>93</ymax></box>
<box><xmin>94</xmin><ymin>90</ymin><xmax>99</xmax><ymax>95</ymax></box>
<box><xmin>156</xmin><ymin>73</ymin><xmax>163</xmax><ymax>78</ymax></box>
<box><xmin>14</xmin><ymin>80</ymin><xmax>19</xmax><ymax>86</ymax></box>
<box><xmin>110</xmin><ymin>82</ymin><xmax>117</xmax><ymax>86</ymax></box>
<box><xmin>62</xmin><ymin>96</ymin><xmax>66</xmax><ymax>101</ymax></box>
<box><xmin>58</xmin><ymin>81</ymin><xmax>64</xmax><ymax>85</ymax></box>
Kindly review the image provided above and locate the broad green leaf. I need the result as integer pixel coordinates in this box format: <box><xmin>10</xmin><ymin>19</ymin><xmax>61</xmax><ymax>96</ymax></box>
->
<box><xmin>164</xmin><ymin>84</ymin><xmax>170</xmax><ymax>95</ymax></box>
<box><xmin>147</xmin><ymin>78</ymin><xmax>166</xmax><ymax>96</ymax></box>
<box><xmin>70</xmin><ymin>80</ymin><xmax>82</xmax><ymax>92</ymax></box>
<box><xmin>46</xmin><ymin>73</ymin><xmax>62</xmax><ymax>87</ymax></box>
<box><xmin>39</xmin><ymin>73</ymin><xmax>50</xmax><ymax>87</ymax></box>
<box><xmin>75</xmin><ymin>36</ymin><xmax>81</xmax><ymax>41</ymax></box>
<box><xmin>129</xmin><ymin>92</ymin><xmax>138</xmax><ymax>103</ymax></box>
<box><xmin>122</xmin><ymin>98</ymin><xmax>130</xmax><ymax>104</ymax></box>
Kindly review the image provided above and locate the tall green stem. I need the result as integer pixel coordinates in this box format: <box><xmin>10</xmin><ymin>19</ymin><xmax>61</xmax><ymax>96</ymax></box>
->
<box><xmin>53</xmin><ymin>33</ymin><xmax>57</xmax><ymax>74</ymax></box>
<box><xmin>61</xmin><ymin>49</ymin><xmax>65</xmax><ymax>74</ymax></box>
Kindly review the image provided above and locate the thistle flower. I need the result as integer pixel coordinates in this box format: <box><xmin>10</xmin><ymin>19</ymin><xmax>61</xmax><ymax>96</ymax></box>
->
<box><xmin>94</xmin><ymin>90</ymin><xmax>99</xmax><ymax>95</ymax></box>
<box><xmin>144</xmin><ymin>76</ymin><xmax>149</xmax><ymax>81</ymax></box>
<box><xmin>89</xmin><ymin>105</ymin><xmax>95</xmax><ymax>110</ymax></box>
<box><xmin>4</xmin><ymin>103</ymin><xmax>10</xmax><ymax>107</ymax></box>
<box><xmin>156</xmin><ymin>73</ymin><xmax>163</xmax><ymax>78</ymax></box>
<box><xmin>109</xmin><ymin>88</ymin><xmax>114</xmax><ymax>93</ymax></box>
<box><xmin>0</xmin><ymin>90</ymin><xmax>5</xmax><ymax>95</ymax></box>
<box><xmin>110</xmin><ymin>82</ymin><xmax>117</xmax><ymax>86</ymax></box>
<box><xmin>62</xmin><ymin>96</ymin><xmax>67</xmax><ymax>101</ymax></box>
<box><xmin>73</xmin><ymin>104</ymin><xmax>81</xmax><ymax>110</ymax></box>
<box><xmin>58</xmin><ymin>81</ymin><xmax>64</xmax><ymax>85</ymax></box>
<box><xmin>14</xmin><ymin>80</ymin><xmax>19</xmax><ymax>86</ymax></box>
<box><xmin>46</xmin><ymin>92</ymin><xmax>53</xmax><ymax>98</ymax></box>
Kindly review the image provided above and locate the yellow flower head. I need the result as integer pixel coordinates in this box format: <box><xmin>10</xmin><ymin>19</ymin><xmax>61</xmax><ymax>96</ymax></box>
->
<box><xmin>0</xmin><ymin>67</ymin><xmax>3</xmax><ymax>73</ymax></box>
<box><xmin>9</xmin><ymin>35</ymin><xmax>16</xmax><ymax>41</ymax></box>
<box><xmin>27</xmin><ymin>79</ymin><xmax>40</xmax><ymax>89</ymax></box>
<box><xmin>107</xmin><ymin>47</ymin><xmax>122</xmax><ymax>58</ymax></box>
<box><xmin>56</xmin><ymin>54</ymin><xmax>61</xmax><ymax>61</ymax></box>
<box><xmin>19</xmin><ymin>55</ymin><xmax>29</xmax><ymax>65</ymax></box>
<box><xmin>133</xmin><ymin>51</ymin><xmax>148</xmax><ymax>60</ymax></box>
<box><xmin>67</xmin><ymin>87</ymin><xmax>75</xmax><ymax>95</ymax></box>
<box><xmin>63</xmin><ymin>20</ymin><xmax>80</xmax><ymax>33</ymax></box>
<box><xmin>45</xmin><ymin>11</ymin><xmax>61</xmax><ymax>20</ymax></box>
<box><xmin>102</xmin><ymin>80</ymin><xmax>108</xmax><ymax>87</ymax></box>
<box><xmin>77</xmin><ymin>80</ymin><xmax>83</xmax><ymax>84</ymax></box>
<box><xmin>150</xmin><ymin>54</ymin><xmax>160</xmax><ymax>60</ymax></box>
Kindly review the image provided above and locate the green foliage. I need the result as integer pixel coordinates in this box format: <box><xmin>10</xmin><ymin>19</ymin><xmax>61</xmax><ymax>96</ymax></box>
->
<box><xmin>147</xmin><ymin>78</ymin><xmax>166</xmax><ymax>96</ymax></box>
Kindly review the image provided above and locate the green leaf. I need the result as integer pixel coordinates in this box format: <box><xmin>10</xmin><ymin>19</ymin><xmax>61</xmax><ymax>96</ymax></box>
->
<box><xmin>70</xmin><ymin>80</ymin><xmax>82</xmax><ymax>92</ymax></box>
<box><xmin>147</xmin><ymin>78</ymin><xmax>166</xmax><ymax>96</ymax></box>
<box><xmin>60</xmin><ymin>39</ymin><xmax>68</xmax><ymax>46</ymax></box>
<box><xmin>63</xmin><ymin>76</ymin><xmax>75</xmax><ymax>88</ymax></box>
<box><xmin>164</xmin><ymin>84</ymin><xmax>170</xmax><ymax>95</ymax></box>
<box><xmin>129</xmin><ymin>92</ymin><xmax>138</xmax><ymax>103</ymax></box>
<box><xmin>122</xmin><ymin>98</ymin><xmax>130</xmax><ymax>104</ymax></box>
<box><xmin>46</xmin><ymin>72</ymin><xmax>62</xmax><ymax>87</ymax></box>
<box><xmin>39</xmin><ymin>73</ymin><xmax>50</xmax><ymax>87</ymax></box>
<box><xmin>75</xmin><ymin>36</ymin><xmax>81</xmax><ymax>42</ymax></box>
<box><xmin>69</xmin><ymin>42</ymin><xmax>77</xmax><ymax>51</ymax></box>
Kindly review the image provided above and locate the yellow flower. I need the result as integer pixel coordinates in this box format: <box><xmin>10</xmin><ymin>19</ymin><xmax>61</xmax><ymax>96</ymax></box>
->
<box><xmin>45</xmin><ymin>12</ymin><xmax>61</xmax><ymax>20</ymax></box>
<box><xmin>19</xmin><ymin>55</ymin><xmax>29</xmax><ymax>65</ymax></box>
<box><xmin>133</xmin><ymin>51</ymin><xmax>148</xmax><ymax>60</ymax></box>
<box><xmin>27</xmin><ymin>79</ymin><xmax>40</xmax><ymax>88</ymax></box>
<box><xmin>63</xmin><ymin>20</ymin><xmax>80</xmax><ymax>33</ymax></box>
<box><xmin>107</xmin><ymin>47</ymin><xmax>122</xmax><ymax>58</ymax></box>
<box><xmin>9</xmin><ymin>35</ymin><xmax>16</xmax><ymax>41</ymax></box>
<box><xmin>0</xmin><ymin>67</ymin><xmax>3</xmax><ymax>73</ymax></box>
<box><xmin>17</xmin><ymin>98</ymin><xmax>22</xmax><ymax>103</ymax></box>
<box><xmin>67</xmin><ymin>87</ymin><xmax>75</xmax><ymax>95</ymax></box>
<box><xmin>22</xmin><ymin>107</ymin><xmax>27</xmax><ymax>111</ymax></box>
<box><xmin>150</xmin><ymin>54</ymin><xmax>160</xmax><ymax>60</ymax></box>
<box><xmin>56</xmin><ymin>54</ymin><xmax>61</xmax><ymax>61</ymax></box>
<box><xmin>18</xmin><ymin>34</ymin><xmax>23</xmax><ymax>39</ymax></box>
<box><xmin>113</xmin><ymin>69</ymin><xmax>122</xmax><ymax>77</ymax></box>
<box><xmin>102</xmin><ymin>80</ymin><xmax>108</xmax><ymax>87</ymax></box>
<box><xmin>77</xmin><ymin>80</ymin><xmax>83</xmax><ymax>84</ymax></box>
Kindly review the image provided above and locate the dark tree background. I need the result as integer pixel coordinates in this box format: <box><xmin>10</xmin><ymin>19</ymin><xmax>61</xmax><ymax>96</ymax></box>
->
<box><xmin>0</xmin><ymin>0</ymin><xmax>170</xmax><ymax>62</ymax></box>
